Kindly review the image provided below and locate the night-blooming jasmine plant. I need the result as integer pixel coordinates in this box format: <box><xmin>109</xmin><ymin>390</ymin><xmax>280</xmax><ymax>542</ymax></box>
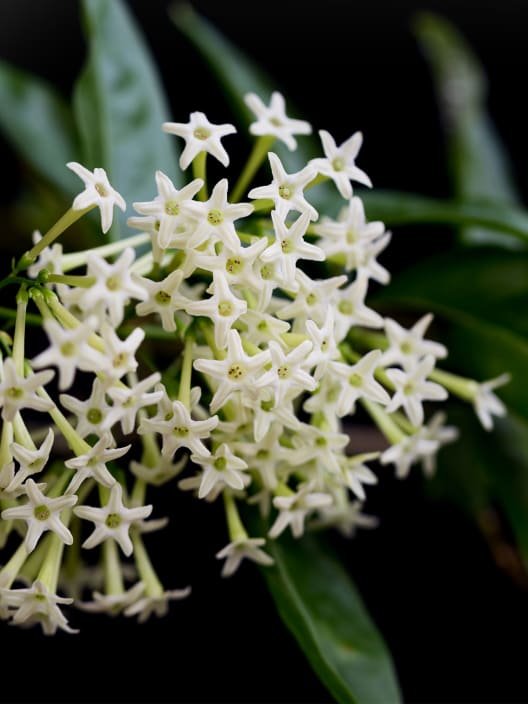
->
<box><xmin>0</xmin><ymin>87</ymin><xmax>510</xmax><ymax>639</ymax></box>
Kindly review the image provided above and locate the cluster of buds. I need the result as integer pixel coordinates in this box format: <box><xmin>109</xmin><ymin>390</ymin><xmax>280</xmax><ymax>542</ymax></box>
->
<box><xmin>0</xmin><ymin>91</ymin><xmax>509</xmax><ymax>634</ymax></box>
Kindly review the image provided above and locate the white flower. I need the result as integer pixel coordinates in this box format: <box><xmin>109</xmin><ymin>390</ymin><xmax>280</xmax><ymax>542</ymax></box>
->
<box><xmin>254</xmin><ymin>339</ymin><xmax>316</xmax><ymax>405</ymax></box>
<box><xmin>78</xmin><ymin>581</ymin><xmax>145</xmax><ymax>616</ymax></box>
<box><xmin>129</xmin><ymin>454</ymin><xmax>187</xmax><ymax>487</ymax></box>
<box><xmin>194</xmin><ymin>329</ymin><xmax>271</xmax><ymax>414</ymax></box>
<box><xmin>8</xmin><ymin>428</ymin><xmax>55</xmax><ymax>490</ymax></box>
<box><xmin>470</xmin><ymin>373</ymin><xmax>510</xmax><ymax>431</ymax></box>
<box><xmin>195</xmin><ymin>236</ymin><xmax>268</xmax><ymax>293</ymax></box>
<box><xmin>238</xmin><ymin>309</ymin><xmax>290</xmax><ymax>348</ymax></box>
<box><xmin>74</xmin><ymin>482</ymin><xmax>153</xmax><ymax>557</ymax></box>
<box><xmin>332</xmin><ymin>274</ymin><xmax>384</xmax><ymax>342</ymax></box>
<box><xmin>380</xmin><ymin>431</ymin><xmax>439</xmax><ymax>479</ymax></box>
<box><xmin>244</xmin><ymin>91</ymin><xmax>312</xmax><ymax>151</ymax></box>
<box><xmin>64</xmin><ymin>247</ymin><xmax>147</xmax><ymax>328</ymax></box>
<box><xmin>331</xmin><ymin>350</ymin><xmax>391</xmax><ymax>417</ymax></box>
<box><xmin>31</xmin><ymin>315</ymin><xmax>102</xmax><ymax>390</ymax></box>
<box><xmin>139</xmin><ymin>398</ymin><xmax>218</xmax><ymax>459</ymax></box>
<box><xmin>268</xmin><ymin>481</ymin><xmax>333</xmax><ymax>539</ymax></box>
<box><xmin>313</xmin><ymin>196</ymin><xmax>387</xmax><ymax>274</ymax></box>
<box><xmin>260</xmin><ymin>211</ymin><xmax>325</xmax><ymax>290</ymax></box>
<box><xmin>60</xmin><ymin>377</ymin><xmax>113</xmax><ymax>439</ymax></box>
<box><xmin>248</xmin><ymin>152</ymin><xmax>318</xmax><ymax>221</ymax></box>
<box><xmin>309</xmin><ymin>499</ymin><xmax>379</xmax><ymax>538</ymax></box>
<box><xmin>5</xmin><ymin>579</ymin><xmax>78</xmax><ymax>635</ymax></box>
<box><xmin>339</xmin><ymin>453</ymin><xmax>379</xmax><ymax>500</ymax></box>
<box><xmin>381</xmin><ymin>313</ymin><xmax>448</xmax><ymax>371</ymax></box>
<box><xmin>0</xmin><ymin>357</ymin><xmax>54</xmax><ymax>422</ymax></box>
<box><xmin>181</xmin><ymin>178</ymin><xmax>253</xmax><ymax>250</ymax></box>
<box><xmin>135</xmin><ymin>269</ymin><xmax>194</xmax><ymax>333</ymax></box>
<box><xmin>105</xmin><ymin>372</ymin><xmax>164</xmax><ymax>435</ymax></box>
<box><xmin>67</xmin><ymin>161</ymin><xmax>126</xmax><ymax>234</ymax></box>
<box><xmin>418</xmin><ymin>412</ymin><xmax>459</xmax><ymax>477</ymax></box>
<box><xmin>385</xmin><ymin>355</ymin><xmax>448</xmax><ymax>427</ymax></box>
<box><xmin>1</xmin><ymin>478</ymin><xmax>77</xmax><ymax>552</ymax></box>
<box><xmin>310</xmin><ymin>130</ymin><xmax>372</xmax><ymax>199</ymax></box>
<box><xmin>123</xmin><ymin>586</ymin><xmax>191</xmax><ymax>623</ymax></box>
<box><xmin>190</xmin><ymin>443</ymin><xmax>250</xmax><ymax>499</ymax></box>
<box><xmin>132</xmin><ymin>171</ymin><xmax>203</xmax><ymax>248</ymax></box>
<box><xmin>64</xmin><ymin>434</ymin><xmax>130</xmax><ymax>494</ymax></box>
<box><xmin>97</xmin><ymin>323</ymin><xmax>145</xmax><ymax>383</ymax></box>
<box><xmin>216</xmin><ymin>537</ymin><xmax>274</xmax><ymax>577</ymax></box>
<box><xmin>162</xmin><ymin>111</ymin><xmax>236</xmax><ymax>169</ymax></box>
<box><xmin>186</xmin><ymin>270</ymin><xmax>247</xmax><ymax>350</ymax></box>
<box><xmin>276</xmin><ymin>269</ymin><xmax>347</xmax><ymax>328</ymax></box>
<box><xmin>304</xmin><ymin>310</ymin><xmax>341</xmax><ymax>381</ymax></box>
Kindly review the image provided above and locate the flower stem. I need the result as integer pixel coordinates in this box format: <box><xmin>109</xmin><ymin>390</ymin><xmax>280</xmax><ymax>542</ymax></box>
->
<box><xmin>231</xmin><ymin>135</ymin><xmax>275</xmax><ymax>203</ymax></box>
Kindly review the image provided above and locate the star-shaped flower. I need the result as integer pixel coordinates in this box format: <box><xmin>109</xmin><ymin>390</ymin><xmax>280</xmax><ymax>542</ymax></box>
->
<box><xmin>193</xmin><ymin>329</ymin><xmax>271</xmax><ymax>414</ymax></box>
<box><xmin>67</xmin><ymin>162</ymin><xmax>126</xmax><ymax>233</ymax></box>
<box><xmin>331</xmin><ymin>349</ymin><xmax>391</xmax><ymax>417</ymax></box>
<box><xmin>309</xmin><ymin>130</ymin><xmax>372</xmax><ymax>199</ymax></box>
<box><xmin>260</xmin><ymin>210</ymin><xmax>325</xmax><ymax>290</ymax></box>
<box><xmin>470</xmin><ymin>372</ymin><xmax>511</xmax><ymax>431</ymax></box>
<box><xmin>385</xmin><ymin>355</ymin><xmax>448</xmax><ymax>427</ymax></box>
<box><xmin>186</xmin><ymin>270</ymin><xmax>247</xmax><ymax>350</ymax></box>
<box><xmin>244</xmin><ymin>91</ymin><xmax>312</xmax><ymax>151</ymax></box>
<box><xmin>216</xmin><ymin>536</ymin><xmax>274</xmax><ymax>577</ymax></box>
<box><xmin>74</xmin><ymin>482</ymin><xmax>153</xmax><ymax>557</ymax></box>
<box><xmin>7</xmin><ymin>428</ymin><xmax>55</xmax><ymax>492</ymax></box>
<box><xmin>0</xmin><ymin>357</ymin><xmax>54</xmax><ymax>422</ymax></box>
<box><xmin>248</xmin><ymin>152</ymin><xmax>318</xmax><ymax>221</ymax></box>
<box><xmin>132</xmin><ymin>171</ymin><xmax>204</xmax><ymax>248</ymax></box>
<box><xmin>181</xmin><ymin>178</ymin><xmax>253</xmax><ymax>251</ymax></box>
<box><xmin>1</xmin><ymin>478</ymin><xmax>77</xmax><ymax>552</ymax></box>
<box><xmin>4</xmin><ymin>579</ymin><xmax>78</xmax><ymax>635</ymax></box>
<box><xmin>64</xmin><ymin>434</ymin><xmax>130</xmax><ymax>494</ymax></box>
<box><xmin>381</xmin><ymin>313</ymin><xmax>448</xmax><ymax>371</ymax></box>
<box><xmin>162</xmin><ymin>111</ymin><xmax>236</xmax><ymax>169</ymax></box>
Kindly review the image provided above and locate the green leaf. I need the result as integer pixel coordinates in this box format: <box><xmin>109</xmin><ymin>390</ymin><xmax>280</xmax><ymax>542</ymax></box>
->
<box><xmin>0</xmin><ymin>60</ymin><xmax>79</xmax><ymax>197</ymax></box>
<box><xmin>261</xmin><ymin>531</ymin><xmax>402</xmax><ymax>704</ymax></box>
<box><xmin>413</xmin><ymin>12</ymin><xmax>523</xmax><ymax>249</ymax></box>
<box><xmin>74</xmin><ymin>0</ymin><xmax>179</xmax><ymax>240</ymax></box>
<box><xmin>376</xmin><ymin>247</ymin><xmax>528</xmax><ymax>422</ymax></box>
<box><xmin>169</xmin><ymin>2</ymin><xmax>337</xmax><ymax>210</ymax></box>
<box><xmin>361</xmin><ymin>190</ymin><xmax>528</xmax><ymax>245</ymax></box>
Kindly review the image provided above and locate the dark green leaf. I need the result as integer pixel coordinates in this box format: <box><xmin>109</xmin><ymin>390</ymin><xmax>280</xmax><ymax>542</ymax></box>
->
<box><xmin>0</xmin><ymin>60</ymin><xmax>79</xmax><ymax>197</ymax></box>
<box><xmin>413</xmin><ymin>12</ymin><xmax>523</xmax><ymax>249</ymax></box>
<box><xmin>261</xmin><ymin>531</ymin><xmax>402</xmax><ymax>704</ymax></box>
<box><xmin>362</xmin><ymin>190</ymin><xmax>528</xmax><ymax>245</ymax></box>
<box><xmin>74</xmin><ymin>0</ymin><xmax>179</xmax><ymax>240</ymax></box>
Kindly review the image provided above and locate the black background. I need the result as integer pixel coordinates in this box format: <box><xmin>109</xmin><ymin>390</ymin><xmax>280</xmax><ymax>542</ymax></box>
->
<box><xmin>1</xmin><ymin>2</ymin><xmax>528</xmax><ymax>703</ymax></box>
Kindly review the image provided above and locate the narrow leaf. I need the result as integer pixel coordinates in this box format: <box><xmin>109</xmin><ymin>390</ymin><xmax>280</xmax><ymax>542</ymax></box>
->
<box><xmin>362</xmin><ymin>190</ymin><xmax>528</xmax><ymax>245</ymax></box>
<box><xmin>261</xmin><ymin>531</ymin><xmax>402</xmax><ymax>704</ymax></box>
<box><xmin>0</xmin><ymin>60</ymin><xmax>79</xmax><ymax>197</ymax></box>
<box><xmin>74</xmin><ymin>0</ymin><xmax>179</xmax><ymax>240</ymax></box>
<box><xmin>413</xmin><ymin>12</ymin><xmax>523</xmax><ymax>249</ymax></box>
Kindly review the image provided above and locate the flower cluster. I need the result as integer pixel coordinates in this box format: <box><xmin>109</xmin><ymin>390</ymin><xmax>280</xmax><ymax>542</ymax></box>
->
<box><xmin>0</xmin><ymin>91</ymin><xmax>509</xmax><ymax>634</ymax></box>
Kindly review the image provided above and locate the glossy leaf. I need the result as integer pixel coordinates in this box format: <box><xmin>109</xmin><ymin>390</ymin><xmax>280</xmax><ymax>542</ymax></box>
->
<box><xmin>261</xmin><ymin>531</ymin><xmax>402</xmax><ymax>704</ymax></box>
<box><xmin>74</xmin><ymin>0</ymin><xmax>179</xmax><ymax>240</ymax></box>
<box><xmin>361</xmin><ymin>190</ymin><xmax>528</xmax><ymax>245</ymax></box>
<box><xmin>413</xmin><ymin>13</ymin><xmax>523</xmax><ymax>249</ymax></box>
<box><xmin>0</xmin><ymin>60</ymin><xmax>79</xmax><ymax>197</ymax></box>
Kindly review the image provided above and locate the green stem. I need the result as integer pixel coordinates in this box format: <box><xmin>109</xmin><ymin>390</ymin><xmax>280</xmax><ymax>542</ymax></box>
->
<box><xmin>131</xmin><ymin>532</ymin><xmax>163</xmax><ymax>598</ymax></box>
<box><xmin>193</xmin><ymin>151</ymin><xmax>208</xmax><ymax>200</ymax></box>
<box><xmin>361</xmin><ymin>398</ymin><xmax>406</xmax><ymax>445</ymax></box>
<box><xmin>12</xmin><ymin>287</ymin><xmax>28</xmax><ymax>376</ymax></box>
<box><xmin>178</xmin><ymin>335</ymin><xmax>194</xmax><ymax>409</ymax></box>
<box><xmin>103</xmin><ymin>537</ymin><xmax>125</xmax><ymax>596</ymax></box>
<box><xmin>231</xmin><ymin>135</ymin><xmax>275</xmax><ymax>203</ymax></box>
<box><xmin>223</xmin><ymin>492</ymin><xmax>248</xmax><ymax>542</ymax></box>
<box><xmin>60</xmin><ymin>232</ymin><xmax>151</xmax><ymax>272</ymax></box>
<box><xmin>15</xmin><ymin>206</ymin><xmax>92</xmax><ymax>273</ymax></box>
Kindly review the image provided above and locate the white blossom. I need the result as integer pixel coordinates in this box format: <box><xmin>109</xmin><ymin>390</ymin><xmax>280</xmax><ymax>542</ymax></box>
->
<box><xmin>244</xmin><ymin>91</ymin><xmax>312</xmax><ymax>151</ymax></box>
<box><xmin>162</xmin><ymin>111</ymin><xmax>236</xmax><ymax>169</ymax></box>
<box><xmin>67</xmin><ymin>161</ymin><xmax>126</xmax><ymax>234</ymax></box>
